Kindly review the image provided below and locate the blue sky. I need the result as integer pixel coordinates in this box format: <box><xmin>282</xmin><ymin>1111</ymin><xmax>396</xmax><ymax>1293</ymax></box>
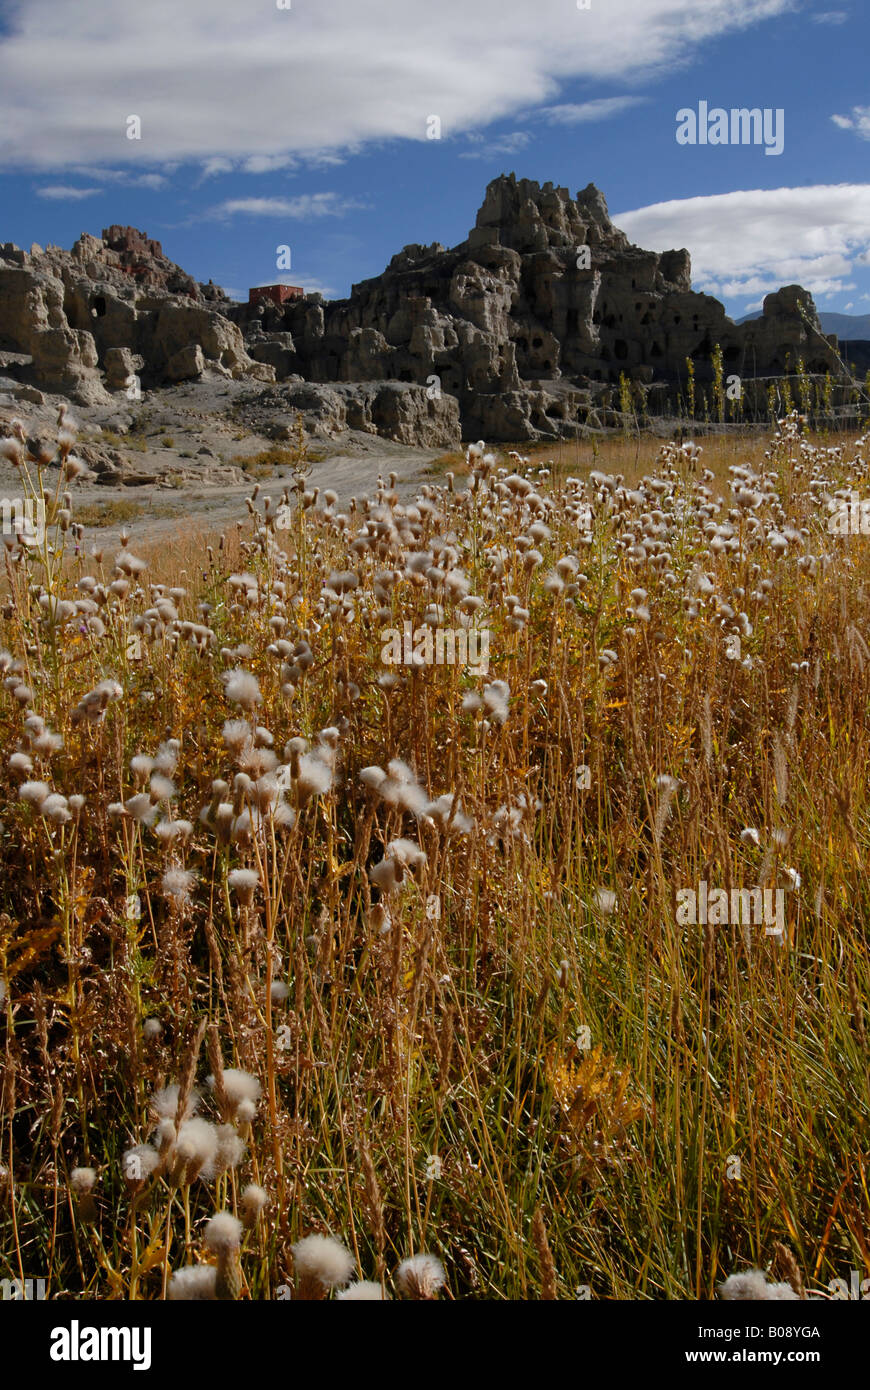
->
<box><xmin>0</xmin><ymin>0</ymin><xmax>868</xmax><ymax>319</ymax></box>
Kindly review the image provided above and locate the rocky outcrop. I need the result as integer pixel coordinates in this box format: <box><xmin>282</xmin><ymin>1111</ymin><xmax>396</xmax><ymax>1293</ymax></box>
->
<box><xmin>165</xmin><ymin>343</ymin><xmax>206</xmax><ymax>382</ymax></box>
<box><xmin>240</xmin><ymin>380</ymin><xmax>461</xmax><ymax>448</ymax></box>
<box><xmin>103</xmin><ymin>346</ymin><xmax>143</xmax><ymax>391</ymax></box>
<box><xmin>145</xmin><ymin>301</ymin><xmax>256</xmax><ymax>377</ymax></box>
<box><xmin>0</xmin><ymin>264</ymin><xmax>110</xmax><ymax>404</ymax></box>
<box><xmin>0</xmin><ymin>229</ymin><xmax>272</xmax><ymax>405</ymax></box>
<box><xmin>101</xmin><ymin>226</ymin><xmax>214</xmax><ymax>299</ymax></box>
<box><xmin>231</xmin><ymin>174</ymin><xmax>841</xmax><ymax>440</ymax></box>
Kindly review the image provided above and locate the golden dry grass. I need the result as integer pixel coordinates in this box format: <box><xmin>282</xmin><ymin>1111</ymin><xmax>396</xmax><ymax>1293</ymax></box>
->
<box><xmin>0</xmin><ymin>414</ymin><xmax>868</xmax><ymax>1300</ymax></box>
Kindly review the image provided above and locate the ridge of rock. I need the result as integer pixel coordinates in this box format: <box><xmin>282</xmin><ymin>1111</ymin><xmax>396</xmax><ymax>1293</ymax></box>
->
<box><xmin>0</xmin><ymin>175</ymin><xmax>841</xmax><ymax>441</ymax></box>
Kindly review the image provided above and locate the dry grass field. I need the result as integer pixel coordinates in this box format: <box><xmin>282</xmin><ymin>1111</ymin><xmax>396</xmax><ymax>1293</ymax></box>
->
<box><xmin>0</xmin><ymin>410</ymin><xmax>868</xmax><ymax>1300</ymax></box>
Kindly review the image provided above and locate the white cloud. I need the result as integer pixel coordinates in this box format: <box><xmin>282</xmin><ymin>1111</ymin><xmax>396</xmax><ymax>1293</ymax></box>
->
<box><xmin>613</xmin><ymin>184</ymin><xmax>870</xmax><ymax>301</ymax></box>
<box><xmin>134</xmin><ymin>172</ymin><xmax>167</xmax><ymax>190</ymax></box>
<box><xmin>831</xmin><ymin>106</ymin><xmax>870</xmax><ymax>138</ymax></box>
<box><xmin>459</xmin><ymin>131</ymin><xmax>531</xmax><ymax>160</ymax></box>
<box><xmin>0</xmin><ymin>0</ymin><xmax>793</xmax><ymax>169</ymax></box>
<box><xmin>812</xmin><ymin>9</ymin><xmax>848</xmax><ymax>21</ymax></box>
<box><xmin>35</xmin><ymin>184</ymin><xmax>101</xmax><ymax>200</ymax></box>
<box><xmin>240</xmin><ymin>154</ymin><xmax>298</xmax><ymax>175</ymax></box>
<box><xmin>67</xmin><ymin>165</ymin><xmax>168</xmax><ymax>188</ymax></box>
<box><xmin>206</xmin><ymin>193</ymin><xmax>366</xmax><ymax>220</ymax></box>
<box><xmin>538</xmin><ymin>96</ymin><xmax>646</xmax><ymax>125</ymax></box>
<box><xmin>306</xmin><ymin>150</ymin><xmax>351</xmax><ymax>169</ymax></box>
<box><xmin>196</xmin><ymin>149</ymin><xmax>349</xmax><ymax>181</ymax></box>
<box><xmin>199</xmin><ymin>157</ymin><xmax>234</xmax><ymax>179</ymax></box>
<box><xmin>456</xmin><ymin>95</ymin><xmax>642</xmax><ymax>160</ymax></box>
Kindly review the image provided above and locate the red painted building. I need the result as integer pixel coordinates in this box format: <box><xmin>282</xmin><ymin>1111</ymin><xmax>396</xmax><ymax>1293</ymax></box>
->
<box><xmin>248</xmin><ymin>284</ymin><xmax>304</xmax><ymax>306</ymax></box>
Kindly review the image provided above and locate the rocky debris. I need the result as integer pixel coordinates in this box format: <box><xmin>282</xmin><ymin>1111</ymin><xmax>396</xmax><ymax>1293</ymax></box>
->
<box><xmin>239</xmin><ymin>379</ymin><xmax>461</xmax><ymax>448</ymax></box>
<box><xmin>86</xmin><ymin>466</ymin><xmax>149</xmax><ymax>487</ymax></box>
<box><xmin>247</xmin><ymin>330</ymin><xmax>298</xmax><ymax>378</ymax></box>
<box><xmin>75</xmin><ymin>440</ymin><xmax>126</xmax><ymax>479</ymax></box>
<box><xmin>229</xmin><ymin>173</ymin><xmax>841</xmax><ymax>441</ymax></box>
<box><xmin>104</xmin><ymin>346</ymin><xmax>144</xmax><ymax>392</ymax></box>
<box><xmin>12</xmin><ymin>384</ymin><xmax>44</xmax><ymax>405</ymax></box>
<box><xmin>165</xmin><ymin>343</ymin><xmax>206</xmax><ymax>382</ymax></box>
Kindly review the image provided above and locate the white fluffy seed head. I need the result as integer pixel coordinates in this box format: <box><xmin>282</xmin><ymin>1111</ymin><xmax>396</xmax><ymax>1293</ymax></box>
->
<box><xmin>223</xmin><ymin>668</ymin><xmax>262</xmax><ymax>709</ymax></box>
<box><xmin>204</xmin><ymin>1210</ymin><xmax>243</xmax><ymax>1253</ymax></box>
<box><xmin>162</xmin><ymin>867</ymin><xmax>197</xmax><ymax>905</ymax></box>
<box><xmin>386</xmin><ymin>837</ymin><xmax>427</xmax><ymax>869</ymax></box>
<box><xmin>718</xmin><ymin>1271</ymin><xmax>799</xmax><ymax>1301</ymax></box>
<box><xmin>593</xmin><ymin>888</ymin><xmax>617</xmax><ymax>916</ymax></box>
<box><xmin>155</xmin><ymin>1117</ymin><xmax>176</xmax><ymax>1147</ymax></box>
<box><xmin>359</xmin><ymin>766</ymin><xmax>386</xmax><ymax>790</ymax></box>
<box><xmin>122</xmin><ymin>1144</ymin><xmax>160</xmax><ymax>1184</ymax></box>
<box><xmin>222</xmin><ymin>718</ymin><xmax>251</xmax><ymax>753</ymax></box>
<box><xmin>149</xmin><ymin>773</ymin><xmax>176</xmax><ymax>803</ymax></box>
<box><xmin>292</xmin><ymin>1234</ymin><xmax>355</xmax><ymax>1289</ymax></box>
<box><xmin>395</xmin><ymin>1253</ymin><xmax>446</xmax><ymax>1299</ymax></box>
<box><xmin>125</xmin><ymin>792</ymin><xmax>157</xmax><ymax>825</ymax></box>
<box><xmin>168</xmin><ymin>1266</ymin><xmax>218</xmax><ymax>1300</ymax></box>
<box><xmin>174</xmin><ymin>1117</ymin><xmax>219</xmax><ymax>1178</ymax></box>
<box><xmin>235</xmin><ymin>1097</ymin><xmax>257</xmax><ymax>1125</ymax></box>
<box><xmin>18</xmin><ymin>780</ymin><xmax>50</xmax><ymax>808</ymax></box>
<box><xmin>70</xmin><ymin>1166</ymin><xmax>97</xmax><ymax>1194</ymax></box>
<box><xmin>227</xmin><ymin>868</ymin><xmax>260</xmax><ymax>901</ymax></box>
<box><xmin>130</xmin><ymin>754</ymin><xmax>154</xmax><ymax>781</ymax></box>
<box><xmin>151</xmin><ymin>1083</ymin><xmax>199</xmax><ymax>1122</ymax></box>
<box><xmin>213</xmin><ymin>1068</ymin><xmax>261</xmax><ymax>1109</ymax></box>
<box><xmin>41</xmin><ymin>793</ymin><xmax>71</xmax><ymax>824</ymax></box>
<box><xmin>295</xmin><ymin>753</ymin><xmax>333</xmax><ymax>802</ymax></box>
<box><xmin>241</xmin><ymin>1183</ymin><xmax>269</xmax><ymax>1216</ymax></box>
<box><xmin>369</xmin><ymin>857</ymin><xmax>399</xmax><ymax>893</ymax></box>
<box><xmin>336</xmin><ymin>1281</ymin><xmax>388</xmax><ymax>1301</ymax></box>
<box><xmin>482</xmin><ymin>680</ymin><xmax>510</xmax><ymax>725</ymax></box>
<box><xmin>214</xmin><ymin>1124</ymin><xmax>246</xmax><ymax>1175</ymax></box>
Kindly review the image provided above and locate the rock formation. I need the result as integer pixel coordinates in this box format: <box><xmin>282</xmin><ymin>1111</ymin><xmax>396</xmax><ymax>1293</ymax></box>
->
<box><xmin>239</xmin><ymin>379</ymin><xmax>461</xmax><ymax>449</ymax></box>
<box><xmin>0</xmin><ymin>227</ymin><xmax>272</xmax><ymax>406</ymax></box>
<box><xmin>235</xmin><ymin>175</ymin><xmax>840</xmax><ymax>440</ymax></box>
<box><xmin>0</xmin><ymin>180</ymin><xmax>844</xmax><ymax>442</ymax></box>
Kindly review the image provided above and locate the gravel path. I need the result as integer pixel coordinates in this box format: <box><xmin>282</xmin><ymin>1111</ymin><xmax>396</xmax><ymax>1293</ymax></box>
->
<box><xmin>0</xmin><ymin>375</ymin><xmax>449</xmax><ymax>552</ymax></box>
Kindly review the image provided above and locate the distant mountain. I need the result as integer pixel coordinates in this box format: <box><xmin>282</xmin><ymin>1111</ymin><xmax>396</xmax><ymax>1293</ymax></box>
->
<box><xmin>818</xmin><ymin>312</ymin><xmax>870</xmax><ymax>339</ymax></box>
<box><xmin>738</xmin><ymin>309</ymin><xmax>870</xmax><ymax>339</ymax></box>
